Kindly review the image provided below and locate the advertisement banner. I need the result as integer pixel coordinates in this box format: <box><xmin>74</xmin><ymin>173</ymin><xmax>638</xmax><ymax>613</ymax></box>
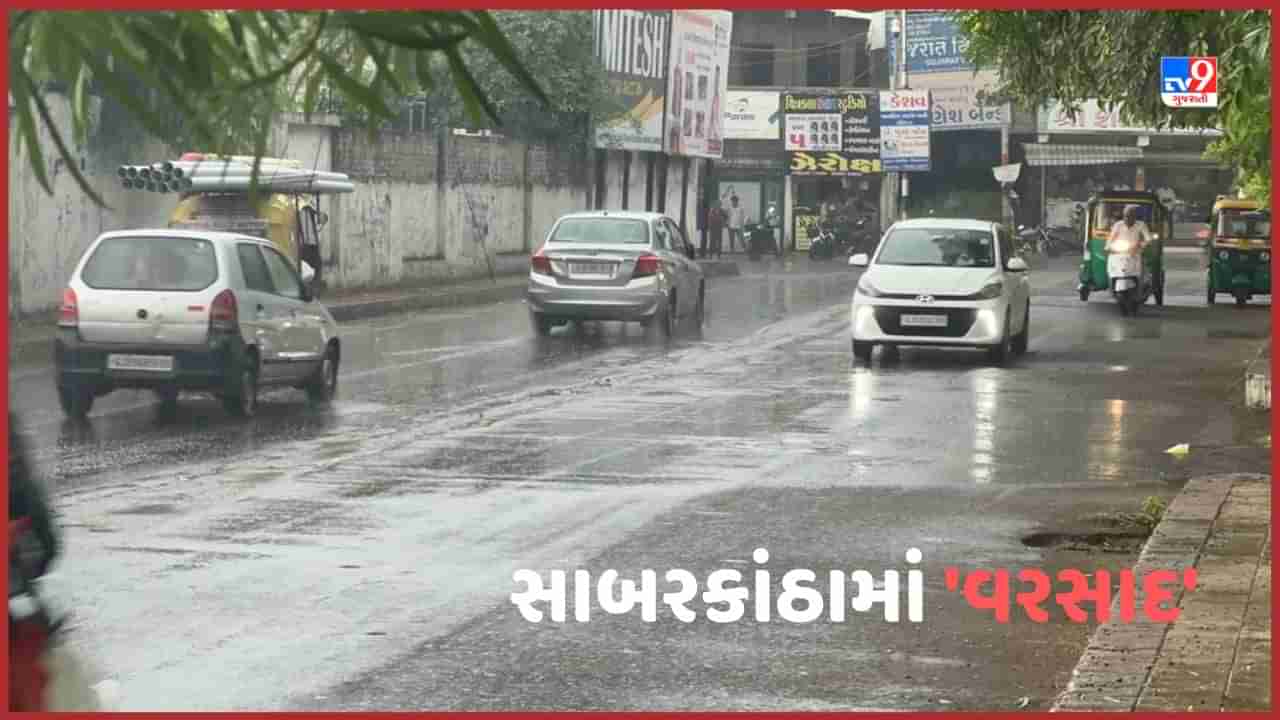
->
<box><xmin>781</xmin><ymin>92</ymin><xmax>882</xmax><ymax>176</ymax></box>
<box><xmin>664</xmin><ymin>9</ymin><xmax>734</xmax><ymax>158</ymax></box>
<box><xmin>887</xmin><ymin>11</ymin><xmax>974</xmax><ymax>77</ymax></box>
<box><xmin>1038</xmin><ymin>99</ymin><xmax>1224</xmax><ymax>135</ymax></box>
<box><xmin>880</xmin><ymin>90</ymin><xmax>931</xmax><ymax>172</ymax></box>
<box><xmin>929</xmin><ymin>85</ymin><xmax>1010</xmax><ymax>130</ymax></box>
<box><xmin>723</xmin><ymin>91</ymin><xmax>780</xmax><ymax>140</ymax></box>
<box><xmin>592</xmin><ymin>10</ymin><xmax>671</xmax><ymax>151</ymax></box>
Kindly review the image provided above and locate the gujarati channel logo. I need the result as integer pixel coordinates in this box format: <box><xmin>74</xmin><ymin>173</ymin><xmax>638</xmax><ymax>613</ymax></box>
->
<box><xmin>1160</xmin><ymin>56</ymin><xmax>1218</xmax><ymax>108</ymax></box>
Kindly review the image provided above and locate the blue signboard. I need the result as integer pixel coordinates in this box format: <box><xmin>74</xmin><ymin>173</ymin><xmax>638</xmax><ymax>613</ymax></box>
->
<box><xmin>879</xmin><ymin>90</ymin><xmax>931</xmax><ymax>172</ymax></box>
<box><xmin>886</xmin><ymin>11</ymin><xmax>972</xmax><ymax>77</ymax></box>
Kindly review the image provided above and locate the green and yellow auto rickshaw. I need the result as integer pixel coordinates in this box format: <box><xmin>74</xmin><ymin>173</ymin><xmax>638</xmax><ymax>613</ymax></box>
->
<box><xmin>1206</xmin><ymin>196</ymin><xmax>1271</xmax><ymax>306</ymax></box>
<box><xmin>1078</xmin><ymin>190</ymin><xmax>1170</xmax><ymax>306</ymax></box>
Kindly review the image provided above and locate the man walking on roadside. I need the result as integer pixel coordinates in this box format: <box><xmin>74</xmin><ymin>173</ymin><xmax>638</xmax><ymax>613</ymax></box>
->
<box><xmin>727</xmin><ymin>195</ymin><xmax>746</xmax><ymax>253</ymax></box>
<box><xmin>708</xmin><ymin>202</ymin><xmax>725</xmax><ymax>258</ymax></box>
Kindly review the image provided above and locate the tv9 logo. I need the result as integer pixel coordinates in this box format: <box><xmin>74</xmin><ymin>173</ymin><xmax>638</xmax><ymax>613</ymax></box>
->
<box><xmin>1160</xmin><ymin>56</ymin><xmax>1218</xmax><ymax>108</ymax></box>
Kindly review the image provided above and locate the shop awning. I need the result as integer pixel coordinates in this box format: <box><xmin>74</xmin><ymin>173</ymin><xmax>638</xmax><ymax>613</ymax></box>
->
<box><xmin>1021</xmin><ymin>143</ymin><xmax>1144</xmax><ymax>167</ymax></box>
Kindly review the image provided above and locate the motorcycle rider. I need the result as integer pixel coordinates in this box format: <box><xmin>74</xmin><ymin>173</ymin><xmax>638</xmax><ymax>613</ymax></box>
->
<box><xmin>1107</xmin><ymin>204</ymin><xmax>1154</xmax><ymax>295</ymax></box>
<box><xmin>1107</xmin><ymin>204</ymin><xmax>1152</xmax><ymax>256</ymax></box>
<box><xmin>10</xmin><ymin>413</ymin><xmax>62</xmax><ymax>711</ymax></box>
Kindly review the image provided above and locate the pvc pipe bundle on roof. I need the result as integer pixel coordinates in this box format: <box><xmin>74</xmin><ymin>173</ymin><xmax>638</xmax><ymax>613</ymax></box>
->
<box><xmin>116</xmin><ymin>159</ymin><xmax>354</xmax><ymax>194</ymax></box>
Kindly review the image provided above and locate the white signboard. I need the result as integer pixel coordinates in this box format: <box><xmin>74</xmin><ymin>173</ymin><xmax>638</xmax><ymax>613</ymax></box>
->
<box><xmin>664</xmin><ymin>9</ymin><xmax>734</xmax><ymax>158</ymax></box>
<box><xmin>930</xmin><ymin>85</ymin><xmax>1010</xmax><ymax>130</ymax></box>
<box><xmin>723</xmin><ymin>91</ymin><xmax>780</xmax><ymax>140</ymax></box>
<box><xmin>1039</xmin><ymin>99</ymin><xmax>1223</xmax><ymax>136</ymax></box>
<box><xmin>784</xmin><ymin>113</ymin><xmax>843</xmax><ymax>152</ymax></box>
<box><xmin>879</xmin><ymin>90</ymin><xmax>931</xmax><ymax>172</ymax></box>
<box><xmin>993</xmin><ymin>163</ymin><xmax>1021</xmax><ymax>184</ymax></box>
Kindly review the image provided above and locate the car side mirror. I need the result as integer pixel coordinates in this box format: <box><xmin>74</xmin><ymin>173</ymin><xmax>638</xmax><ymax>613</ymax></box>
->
<box><xmin>1017</xmin><ymin>224</ymin><xmax>1026</xmax><ymax>231</ymax></box>
<box><xmin>1006</xmin><ymin>257</ymin><xmax>1029</xmax><ymax>272</ymax></box>
<box><xmin>849</xmin><ymin>253</ymin><xmax>869</xmax><ymax>267</ymax></box>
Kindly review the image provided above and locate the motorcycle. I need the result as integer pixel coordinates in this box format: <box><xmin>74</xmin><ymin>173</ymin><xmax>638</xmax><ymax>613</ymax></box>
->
<box><xmin>9</xmin><ymin>415</ymin><xmax>114</xmax><ymax>712</ymax></box>
<box><xmin>807</xmin><ymin>220</ymin><xmax>839</xmax><ymax>260</ymax></box>
<box><xmin>1108</xmin><ymin>241</ymin><xmax>1150</xmax><ymax>316</ymax></box>
<box><xmin>1017</xmin><ymin>224</ymin><xmax>1066</xmax><ymax>257</ymax></box>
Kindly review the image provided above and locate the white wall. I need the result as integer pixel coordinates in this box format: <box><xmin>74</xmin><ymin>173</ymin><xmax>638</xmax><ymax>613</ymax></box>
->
<box><xmin>8</xmin><ymin>94</ymin><xmax>174</xmax><ymax>317</ymax></box>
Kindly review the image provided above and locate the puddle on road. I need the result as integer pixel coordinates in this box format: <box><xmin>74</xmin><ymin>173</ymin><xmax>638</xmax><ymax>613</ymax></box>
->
<box><xmin>1021</xmin><ymin>530</ymin><xmax>1150</xmax><ymax>554</ymax></box>
<box><xmin>109</xmin><ymin>502</ymin><xmax>181</xmax><ymax>516</ymax></box>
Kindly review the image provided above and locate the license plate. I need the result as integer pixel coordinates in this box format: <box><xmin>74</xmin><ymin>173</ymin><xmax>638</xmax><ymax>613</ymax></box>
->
<box><xmin>570</xmin><ymin>262</ymin><xmax>613</xmax><ymax>276</ymax></box>
<box><xmin>107</xmin><ymin>354</ymin><xmax>174</xmax><ymax>372</ymax></box>
<box><xmin>900</xmin><ymin>313</ymin><xmax>948</xmax><ymax>328</ymax></box>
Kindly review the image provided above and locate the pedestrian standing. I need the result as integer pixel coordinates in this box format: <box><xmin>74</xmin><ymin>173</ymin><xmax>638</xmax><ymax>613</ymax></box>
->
<box><xmin>708</xmin><ymin>203</ymin><xmax>725</xmax><ymax>258</ymax></box>
<box><xmin>727</xmin><ymin>195</ymin><xmax>746</xmax><ymax>253</ymax></box>
<box><xmin>696</xmin><ymin>198</ymin><xmax>709</xmax><ymax>258</ymax></box>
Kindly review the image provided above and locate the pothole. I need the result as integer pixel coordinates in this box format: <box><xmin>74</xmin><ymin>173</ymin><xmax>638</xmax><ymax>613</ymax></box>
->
<box><xmin>1021</xmin><ymin>531</ymin><xmax>1150</xmax><ymax>553</ymax></box>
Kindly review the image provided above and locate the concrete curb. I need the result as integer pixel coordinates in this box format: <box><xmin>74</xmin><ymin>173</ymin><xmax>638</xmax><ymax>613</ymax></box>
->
<box><xmin>1050</xmin><ymin>472</ymin><xmax>1267</xmax><ymax>712</ymax></box>
<box><xmin>1244</xmin><ymin>341</ymin><xmax>1271</xmax><ymax>410</ymax></box>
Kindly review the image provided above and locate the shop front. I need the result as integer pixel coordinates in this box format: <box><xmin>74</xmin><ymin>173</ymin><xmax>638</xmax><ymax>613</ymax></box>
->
<box><xmin>708</xmin><ymin>90</ymin><xmax>785</xmax><ymax>250</ymax></box>
<box><xmin>780</xmin><ymin>90</ymin><xmax>884</xmax><ymax>251</ymax></box>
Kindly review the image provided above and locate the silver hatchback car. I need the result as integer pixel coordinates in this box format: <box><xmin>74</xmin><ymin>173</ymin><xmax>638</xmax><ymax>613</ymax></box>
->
<box><xmin>54</xmin><ymin>229</ymin><xmax>341</xmax><ymax>419</ymax></box>
<box><xmin>526</xmin><ymin>211</ymin><xmax>706</xmax><ymax>336</ymax></box>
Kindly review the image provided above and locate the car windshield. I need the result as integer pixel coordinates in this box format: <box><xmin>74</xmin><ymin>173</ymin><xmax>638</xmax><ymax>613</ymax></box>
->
<box><xmin>550</xmin><ymin>218</ymin><xmax>650</xmax><ymax>245</ymax></box>
<box><xmin>1218</xmin><ymin>209</ymin><xmax>1271</xmax><ymax>239</ymax></box>
<box><xmin>875</xmin><ymin>227</ymin><xmax>996</xmax><ymax>268</ymax></box>
<box><xmin>81</xmin><ymin>236</ymin><xmax>218</xmax><ymax>291</ymax></box>
<box><xmin>1093</xmin><ymin>201</ymin><xmax>1153</xmax><ymax>231</ymax></box>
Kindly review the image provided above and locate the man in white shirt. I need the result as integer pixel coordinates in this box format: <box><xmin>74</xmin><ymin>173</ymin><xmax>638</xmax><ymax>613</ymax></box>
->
<box><xmin>1107</xmin><ymin>204</ymin><xmax>1152</xmax><ymax>257</ymax></box>
<box><xmin>727</xmin><ymin>195</ymin><xmax>746</xmax><ymax>252</ymax></box>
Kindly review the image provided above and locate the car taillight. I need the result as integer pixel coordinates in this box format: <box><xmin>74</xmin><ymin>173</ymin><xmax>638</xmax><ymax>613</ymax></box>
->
<box><xmin>531</xmin><ymin>253</ymin><xmax>553</xmax><ymax>275</ymax></box>
<box><xmin>58</xmin><ymin>288</ymin><xmax>78</xmax><ymax>327</ymax></box>
<box><xmin>633</xmin><ymin>254</ymin><xmax>661</xmax><ymax>277</ymax></box>
<box><xmin>210</xmin><ymin>289</ymin><xmax>238</xmax><ymax>332</ymax></box>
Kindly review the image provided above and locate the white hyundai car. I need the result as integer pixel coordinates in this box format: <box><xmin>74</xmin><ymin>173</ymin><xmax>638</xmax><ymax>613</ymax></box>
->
<box><xmin>849</xmin><ymin>218</ymin><xmax>1031</xmax><ymax>365</ymax></box>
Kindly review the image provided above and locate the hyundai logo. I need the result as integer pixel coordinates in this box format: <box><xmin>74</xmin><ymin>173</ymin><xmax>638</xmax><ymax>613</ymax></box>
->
<box><xmin>915</xmin><ymin>295</ymin><xmax>935</xmax><ymax>304</ymax></box>
<box><xmin>137</xmin><ymin>309</ymin><xmax>148</xmax><ymax>319</ymax></box>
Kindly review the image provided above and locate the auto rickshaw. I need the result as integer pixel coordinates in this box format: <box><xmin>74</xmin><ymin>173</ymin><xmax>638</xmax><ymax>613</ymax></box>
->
<box><xmin>1206</xmin><ymin>196</ymin><xmax>1271</xmax><ymax>306</ymax></box>
<box><xmin>1077</xmin><ymin>190</ymin><xmax>1170</xmax><ymax>306</ymax></box>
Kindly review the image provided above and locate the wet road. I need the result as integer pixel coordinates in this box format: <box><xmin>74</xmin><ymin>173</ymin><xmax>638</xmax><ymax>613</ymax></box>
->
<box><xmin>14</xmin><ymin>251</ymin><xmax>1271</xmax><ymax>711</ymax></box>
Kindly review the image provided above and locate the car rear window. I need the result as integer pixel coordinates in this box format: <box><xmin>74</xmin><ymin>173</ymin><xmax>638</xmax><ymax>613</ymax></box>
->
<box><xmin>550</xmin><ymin>218</ymin><xmax>649</xmax><ymax>245</ymax></box>
<box><xmin>80</xmin><ymin>236</ymin><xmax>218</xmax><ymax>291</ymax></box>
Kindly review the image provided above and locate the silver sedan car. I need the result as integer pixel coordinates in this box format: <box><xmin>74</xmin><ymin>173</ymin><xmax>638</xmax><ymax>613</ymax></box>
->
<box><xmin>526</xmin><ymin>211</ymin><xmax>706</xmax><ymax>336</ymax></box>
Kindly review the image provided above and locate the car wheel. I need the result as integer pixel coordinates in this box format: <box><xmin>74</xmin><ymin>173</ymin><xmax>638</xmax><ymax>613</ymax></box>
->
<box><xmin>57</xmin><ymin>384</ymin><xmax>95</xmax><ymax>419</ymax></box>
<box><xmin>1235</xmin><ymin>290</ymin><xmax>1248</xmax><ymax>307</ymax></box>
<box><xmin>987</xmin><ymin>311</ymin><xmax>1012</xmax><ymax>365</ymax></box>
<box><xmin>531</xmin><ymin>311</ymin><xmax>556</xmax><ymax>337</ymax></box>
<box><xmin>852</xmin><ymin>339</ymin><xmax>873</xmax><ymax>363</ymax></box>
<box><xmin>695</xmin><ymin>283</ymin><xmax>706</xmax><ymax>326</ymax></box>
<box><xmin>1012</xmin><ymin>303</ymin><xmax>1030</xmax><ymax>355</ymax></box>
<box><xmin>658</xmin><ymin>294</ymin><xmax>677</xmax><ymax>337</ymax></box>
<box><xmin>223</xmin><ymin>355</ymin><xmax>259</xmax><ymax>418</ymax></box>
<box><xmin>305</xmin><ymin>345</ymin><xmax>339</xmax><ymax>405</ymax></box>
<box><xmin>1155</xmin><ymin>272</ymin><xmax>1165</xmax><ymax>306</ymax></box>
<box><xmin>156</xmin><ymin>388</ymin><xmax>180</xmax><ymax>417</ymax></box>
<box><xmin>1078</xmin><ymin>285</ymin><xmax>1089</xmax><ymax>302</ymax></box>
<box><xmin>1207</xmin><ymin>271</ymin><xmax>1216</xmax><ymax>305</ymax></box>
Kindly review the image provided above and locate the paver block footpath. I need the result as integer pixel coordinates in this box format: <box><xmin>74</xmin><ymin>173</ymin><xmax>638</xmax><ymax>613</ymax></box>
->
<box><xmin>1051</xmin><ymin>473</ymin><xmax>1271</xmax><ymax>712</ymax></box>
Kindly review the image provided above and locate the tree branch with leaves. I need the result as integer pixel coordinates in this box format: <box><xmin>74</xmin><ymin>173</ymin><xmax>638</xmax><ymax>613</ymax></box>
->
<box><xmin>953</xmin><ymin>10</ymin><xmax>1271</xmax><ymax>204</ymax></box>
<box><xmin>9</xmin><ymin>11</ymin><xmax>551</xmax><ymax>207</ymax></box>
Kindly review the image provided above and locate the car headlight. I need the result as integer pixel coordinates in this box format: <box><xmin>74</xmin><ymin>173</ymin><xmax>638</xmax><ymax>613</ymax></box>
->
<box><xmin>856</xmin><ymin>276</ymin><xmax>884</xmax><ymax>298</ymax></box>
<box><xmin>975</xmin><ymin>280</ymin><xmax>1003</xmax><ymax>300</ymax></box>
